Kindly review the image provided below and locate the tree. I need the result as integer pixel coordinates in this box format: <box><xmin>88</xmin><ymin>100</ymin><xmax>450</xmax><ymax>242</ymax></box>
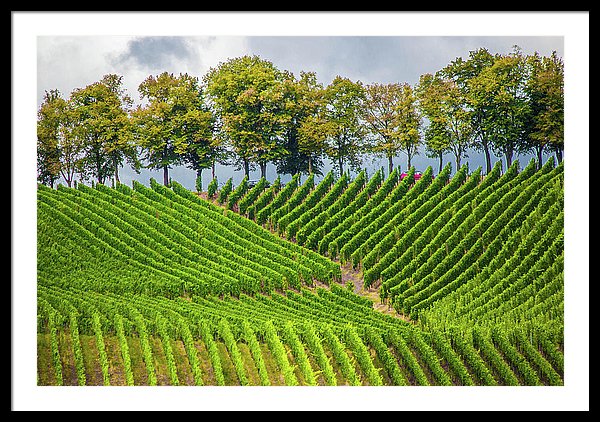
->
<box><xmin>177</xmin><ymin>89</ymin><xmax>218</xmax><ymax>191</ymax></box>
<box><xmin>394</xmin><ymin>84</ymin><xmax>422</xmax><ymax>170</ymax></box>
<box><xmin>133</xmin><ymin>72</ymin><xmax>210</xmax><ymax>186</ymax></box>
<box><xmin>363</xmin><ymin>83</ymin><xmax>408</xmax><ymax>174</ymax></box>
<box><xmin>470</xmin><ymin>47</ymin><xmax>531</xmax><ymax>169</ymax></box>
<box><xmin>524</xmin><ymin>51</ymin><xmax>564</xmax><ymax>166</ymax></box>
<box><xmin>442</xmin><ymin>48</ymin><xmax>497</xmax><ymax>174</ymax></box>
<box><xmin>37</xmin><ymin>89</ymin><xmax>67</xmax><ymax>187</ymax></box>
<box><xmin>416</xmin><ymin>73</ymin><xmax>474</xmax><ymax>172</ymax></box>
<box><xmin>277</xmin><ymin>71</ymin><xmax>326</xmax><ymax>177</ymax></box>
<box><xmin>99</xmin><ymin>74</ymin><xmax>140</xmax><ymax>185</ymax></box>
<box><xmin>422</xmin><ymin>119</ymin><xmax>451</xmax><ymax>174</ymax></box>
<box><xmin>37</xmin><ymin>89</ymin><xmax>87</xmax><ymax>188</ymax></box>
<box><xmin>321</xmin><ymin>76</ymin><xmax>367</xmax><ymax>176</ymax></box>
<box><xmin>298</xmin><ymin>113</ymin><xmax>333</xmax><ymax>175</ymax></box>
<box><xmin>482</xmin><ymin>46</ymin><xmax>530</xmax><ymax>168</ymax></box>
<box><xmin>69</xmin><ymin>74</ymin><xmax>139</xmax><ymax>185</ymax></box>
<box><xmin>203</xmin><ymin>55</ymin><xmax>289</xmax><ymax>179</ymax></box>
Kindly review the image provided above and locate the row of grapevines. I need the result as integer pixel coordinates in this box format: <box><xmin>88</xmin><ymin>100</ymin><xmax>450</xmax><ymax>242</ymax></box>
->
<box><xmin>92</xmin><ymin>312</ymin><xmax>111</xmax><ymax>386</ymax></box>
<box><xmin>38</xmin><ymin>298</ymin><xmax>64</xmax><ymax>385</ymax></box>
<box><xmin>303</xmin><ymin>169</ymin><xmax>380</xmax><ymax>251</ymax></box>
<box><xmin>226</xmin><ymin>175</ymin><xmax>249</xmax><ymax>210</ymax></box>
<box><xmin>343</xmin><ymin>325</ymin><xmax>383</xmax><ymax>385</ymax></box>
<box><xmin>238</xmin><ymin>177</ymin><xmax>268</xmax><ymax>215</ymax></box>
<box><xmin>38</xmin><ymin>198</ymin><xmax>188</xmax><ymax>298</ymax></box>
<box><xmin>362</xmin><ymin>164</ymin><xmax>468</xmax><ymax>286</ymax></box>
<box><xmin>321</xmin><ymin>324</ymin><xmax>361</xmax><ymax>386</ymax></box>
<box><xmin>241</xmin><ymin>320</ymin><xmax>271</xmax><ymax>386</ymax></box>
<box><xmin>295</xmin><ymin>171</ymin><xmax>366</xmax><ymax>246</ymax></box>
<box><xmin>218</xmin><ymin>318</ymin><xmax>249</xmax><ymax>385</ymax></box>
<box><xmin>333</xmin><ymin>167</ymin><xmax>420</xmax><ymax>261</ymax></box>
<box><xmin>400</xmin><ymin>174</ymin><xmax>563</xmax><ymax>318</ymax></box>
<box><xmin>281</xmin><ymin>321</ymin><xmax>318</xmax><ymax>385</ymax></box>
<box><xmin>379</xmin><ymin>162</ymin><xmax>503</xmax><ymax>300</ymax></box>
<box><xmin>168</xmin><ymin>180</ymin><xmax>340</xmax><ymax>284</ymax></box>
<box><xmin>245</xmin><ymin>177</ymin><xmax>281</xmax><ymax>221</ymax></box>
<box><xmin>156</xmin><ymin>315</ymin><xmax>180</xmax><ymax>386</ymax></box>
<box><xmin>316</xmin><ymin>168</ymin><xmax>399</xmax><ymax>255</ymax></box>
<box><xmin>256</xmin><ymin>174</ymin><xmax>300</xmax><ymax>225</ymax></box>
<box><xmin>416</xmin><ymin>168</ymin><xmax>563</xmax><ymax>318</ymax></box>
<box><xmin>217</xmin><ymin>177</ymin><xmax>233</xmax><ymax>204</ymax></box>
<box><xmin>364</xmin><ymin>326</ymin><xmax>407</xmax><ymax>385</ymax></box>
<box><xmin>286</xmin><ymin>172</ymin><xmax>349</xmax><ymax>241</ymax></box>
<box><xmin>263</xmin><ymin>320</ymin><xmax>299</xmax><ymax>386</ymax></box>
<box><xmin>386</xmin><ymin>330</ymin><xmax>430</xmax><ymax>386</ymax></box>
<box><xmin>39</xmin><ymin>188</ymin><xmax>217</xmax><ymax>296</ymax></box>
<box><xmin>472</xmin><ymin>327</ymin><xmax>520</xmax><ymax>385</ymax></box>
<box><xmin>270</xmin><ymin>174</ymin><xmax>315</xmax><ymax>228</ymax></box>
<box><xmin>298</xmin><ymin>321</ymin><xmax>337</xmax><ymax>386</ymax></box>
<box><xmin>114</xmin><ymin>314</ymin><xmax>135</xmax><ymax>386</ymax></box>
<box><xmin>384</xmin><ymin>160</ymin><xmax>533</xmax><ymax>305</ymax></box>
<box><xmin>277</xmin><ymin>172</ymin><xmax>334</xmax><ymax>236</ymax></box>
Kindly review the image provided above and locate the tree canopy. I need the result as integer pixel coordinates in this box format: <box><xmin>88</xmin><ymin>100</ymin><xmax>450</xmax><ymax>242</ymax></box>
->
<box><xmin>38</xmin><ymin>46</ymin><xmax>564</xmax><ymax>189</ymax></box>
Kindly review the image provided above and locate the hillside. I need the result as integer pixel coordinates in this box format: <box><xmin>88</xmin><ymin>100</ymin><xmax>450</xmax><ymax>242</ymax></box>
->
<box><xmin>36</xmin><ymin>159</ymin><xmax>564</xmax><ymax>386</ymax></box>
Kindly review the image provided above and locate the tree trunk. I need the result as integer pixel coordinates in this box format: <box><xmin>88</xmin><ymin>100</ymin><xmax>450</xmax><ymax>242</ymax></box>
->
<box><xmin>196</xmin><ymin>169</ymin><xmax>203</xmax><ymax>192</ymax></box>
<box><xmin>113</xmin><ymin>156</ymin><xmax>120</xmax><ymax>185</ymax></box>
<box><xmin>536</xmin><ymin>145</ymin><xmax>544</xmax><ymax>170</ymax></box>
<box><xmin>97</xmin><ymin>151</ymin><xmax>103</xmax><ymax>185</ymax></box>
<box><xmin>555</xmin><ymin>147</ymin><xmax>563</xmax><ymax>163</ymax></box>
<box><xmin>505</xmin><ymin>147</ymin><xmax>513</xmax><ymax>170</ymax></box>
<box><xmin>407</xmin><ymin>154</ymin><xmax>412</xmax><ymax>171</ymax></box>
<box><xmin>338</xmin><ymin>156</ymin><xmax>344</xmax><ymax>177</ymax></box>
<box><xmin>483</xmin><ymin>143</ymin><xmax>492</xmax><ymax>174</ymax></box>
<box><xmin>308</xmin><ymin>156</ymin><xmax>313</xmax><ymax>174</ymax></box>
<box><xmin>163</xmin><ymin>165</ymin><xmax>169</xmax><ymax>186</ymax></box>
<box><xmin>61</xmin><ymin>168</ymin><xmax>73</xmax><ymax>188</ymax></box>
<box><xmin>243</xmin><ymin>158</ymin><xmax>250</xmax><ymax>177</ymax></box>
<box><xmin>260</xmin><ymin>162</ymin><xmax>267</xmax><ymax>179</ymax></box>
<box><xmin>438</xmin><ymin>152</ymin><xmax>443</xmax><ymax>174</ymax></box>
<box><xmin>212</xmin><ymin>160</ymin><xmax>216</xmax><ymax>179</ymax></box>
<box><xmin>388</xmin><ymin>155</ymin><xmax>393</xmax><ymax>176</ymax></box>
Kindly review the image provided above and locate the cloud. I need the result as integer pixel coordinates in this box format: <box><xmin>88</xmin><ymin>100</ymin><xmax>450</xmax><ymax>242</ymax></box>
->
<box><xmin>110</xmin><ymin>36</ymin><xmax>197</xmax><ymax>71</ymax></box>
<box><xmin>37</xmin><ymin>35</ymin><xmax>251</xmax><ymax>107</ymax></box>
<box><xmin>245</xmin><ymin>36</ymin><xmax>564</xmax><ymax>88</ymax></box>
<box><xmin>37</xmin><ymin>36</ymin><xmax>136</xmax><ymax>104</ymax></box>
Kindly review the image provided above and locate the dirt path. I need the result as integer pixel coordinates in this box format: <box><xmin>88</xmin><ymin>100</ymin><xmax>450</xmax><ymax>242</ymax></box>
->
<box><xmin>337</xmin><ymin>260</ymin><xmax>411</xmax><ymax>321</ymax></box>
<box><xmin>193</xmin><ymin>190</ymin><xmax>411</xmax><ymax>322</ymax></box>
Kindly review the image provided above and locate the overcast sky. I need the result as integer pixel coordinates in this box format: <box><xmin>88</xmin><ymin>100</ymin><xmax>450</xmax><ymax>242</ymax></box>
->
<box><xmin>14</xmin><ymin>12</ymin><xmax>589</xmax><ymax>411</ymax></box>
<box><xmin>32</xmin><ymin>14</ymin><xmax>571</xmax><ymax>188</ymax></box>
<box><xmin>37</xmin><ymin>34</ymin><xmax>565</xmax><ymax>108</ymax></box>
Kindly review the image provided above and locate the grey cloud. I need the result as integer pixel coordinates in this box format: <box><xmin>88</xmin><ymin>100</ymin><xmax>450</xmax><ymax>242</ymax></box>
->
<box><xmin>246</xmin><ymin>36</ymin><xmax>563</xmax><ymax>87</ymax></box>
<box><xmin>111</xmin><ymin>36</ymin><xmax>196</xmax><ymax>70</ymax></box>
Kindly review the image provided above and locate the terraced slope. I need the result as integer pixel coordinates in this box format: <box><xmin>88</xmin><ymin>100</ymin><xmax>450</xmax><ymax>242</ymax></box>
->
<box><xmin>37</xmin><ymin>283</ymin><xmax>563</xmax><ymax>386</ymax></box>
<box><xmin>37</xmin><ymin>158</ymin><xmax>564</xmax><ymax>386</ymax></box>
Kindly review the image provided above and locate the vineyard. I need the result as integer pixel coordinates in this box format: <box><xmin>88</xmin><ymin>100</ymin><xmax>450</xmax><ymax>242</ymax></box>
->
<box><xmin>37</xmin><ymin>158</ymin><xmax>564</xmax><ymax>387</ymax></box>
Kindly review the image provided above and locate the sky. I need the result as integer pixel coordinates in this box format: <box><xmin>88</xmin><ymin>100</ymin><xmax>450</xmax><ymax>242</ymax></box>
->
<box><xmin>13</xmin><ymin>12</ymin><xmax>589</xmax><ymax>411</ymax></box>
<box><xmin>35</xmin><ymin>32</ymin><xmax>566</xmax><ymax>189</ymax></box>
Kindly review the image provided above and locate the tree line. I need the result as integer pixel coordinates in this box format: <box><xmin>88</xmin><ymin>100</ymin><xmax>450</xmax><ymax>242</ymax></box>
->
<box><xmin>37</xmin><ymin>45</ymin><xmax>563</xmax><ymax>189</ymax></box>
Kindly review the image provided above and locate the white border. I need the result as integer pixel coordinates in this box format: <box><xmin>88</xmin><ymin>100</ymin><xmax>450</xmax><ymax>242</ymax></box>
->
<box><xmin>13</xmin><ymin>11</ymin><xmax>589</xmax><ymax>411</ymax></box>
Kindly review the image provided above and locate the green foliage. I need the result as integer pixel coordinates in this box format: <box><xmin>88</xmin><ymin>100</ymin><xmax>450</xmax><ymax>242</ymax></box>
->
<box><xmin>207</xmin><ymin>177</ymin><xmax>218</xmax><ymax>198</ymax></box>
<box><xmin>203</xmin><ymin>55</ymin><xmax>290</xmax><ymax>175</ymax></box>
<box><xmin>227</xmin><ymin>176</ymin><xmax>249</xmax><ymax>209</ymax></box>
<box><xmin>69</xmin><ymin>74</ymin><xmax>138</xmax><ymax>185</ymax></box>
<box><xmin>132</xmin><ymin>72</ymin><xmax>213</xmax><ymax>185</ymax></box>
<box><xmin>36</xmin><ymin>160</ymin><xmax>563</xmax><ymax>387</ymax></box>
<box><xmin>217</xmin><ymin>177</ymin><xmax>233</xmax><ymax>204</ymax></box>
